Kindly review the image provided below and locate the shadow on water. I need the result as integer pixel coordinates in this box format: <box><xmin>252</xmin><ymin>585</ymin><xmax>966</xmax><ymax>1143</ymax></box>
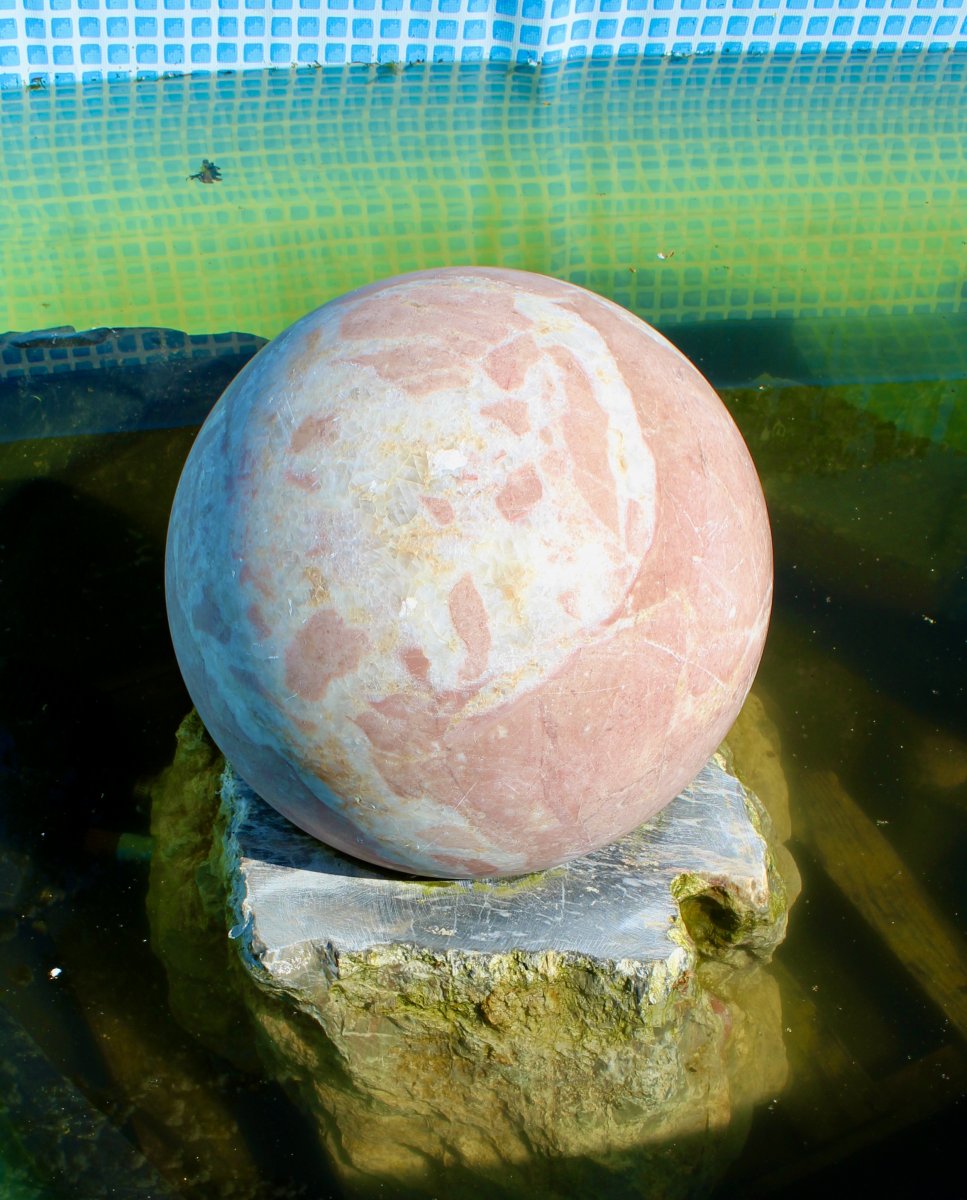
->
<box><xmin>664</xmin><ymin>319</ymin><xmax>815</xmax><ymax>389</ymax></box>
<box><xmin>0</xmin><ymin>450</ymin><xmax>338</xmax><ymax>1197</ymax></box>
<box><xmin>0</xmin><ymin>476</ymin><xmax>179</xmax><ymax>860</ymax></box>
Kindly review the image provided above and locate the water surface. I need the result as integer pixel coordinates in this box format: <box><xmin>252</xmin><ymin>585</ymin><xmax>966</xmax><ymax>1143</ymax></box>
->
<box><xmin>1</xmin><ymin>49</ymin><xmax>965</xmax><ymax>1199</ymax></box>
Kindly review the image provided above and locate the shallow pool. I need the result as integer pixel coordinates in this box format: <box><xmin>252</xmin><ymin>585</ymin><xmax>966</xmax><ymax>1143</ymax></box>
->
<box><xmin>1</xmin><ymin>49</ymin><xmax>965</xmax><ymax>1199</ymax></box>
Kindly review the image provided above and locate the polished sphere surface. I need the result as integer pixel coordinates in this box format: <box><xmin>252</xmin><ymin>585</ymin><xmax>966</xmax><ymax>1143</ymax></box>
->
<box><xmin>166</xmin><ymin>267</ymin><xmax>772</xmax><ymax>878</ymax></box>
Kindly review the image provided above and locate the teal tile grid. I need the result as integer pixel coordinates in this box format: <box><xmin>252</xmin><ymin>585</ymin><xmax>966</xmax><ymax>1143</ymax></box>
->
<box><xmin>2</xmin><ymin>0</ymin><xmax>967</xmax><ymax>89</ymax></box>
<box><xmin>2</xmin><ymin>50</ymin><xmax>965</xmax><ymax>339</ymax></box>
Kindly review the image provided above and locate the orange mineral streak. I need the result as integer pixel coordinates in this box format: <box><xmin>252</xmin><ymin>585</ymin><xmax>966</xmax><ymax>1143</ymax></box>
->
<box><xmin>341</xmin><ymin>280</ymin><xmax>530</xmax><ymax>348</ymax></box>
<box><xmin>495</xmin><ymin>462</ymin><xmax>544</xmax><ymax>523</ymax></box>
<box><xmin>351</xmin><ymin>688</ymin><xmax>461</xmax><ymax>777</ymax></box>
<box><xmin>290</xmin><ymin>412</ymin><xmax>339</xmax><ymax>454</ymax></box>
<box><xmin>339</xmin><ymin>280</ymin><xmax>534</xmax><ymax>399</ymax></box>
<box><xmin>350</xmin><ymin>621</ymin><xmax>695</xmax><ymax>864</ymax></box>
<box><xmin>420</xmin><ymin>495</ymin><xmax>456</xmax><ymax>525</ymax></box>
<box><xmin>481</xmin><ymin>398</ymin><xmax>532</xmax><ymax>436</ymax></box>
<box><xmin>284</xmin><ymin>608</ymin><xmax>369</xmax><ymax>702</ymax></box>
<box><xmin>354</xmin><ymin>346</ymin><xmax>469</xmax><ymax>399</ymax></box>
<box><xmin>482</xmin><ymin>332</ymin><xmax>542</xmax><ymax>394</ymax></box>
<box><xmin>552</xmin><ymin>346</ymin><xmax>621</xmax><ymax>537</ymax></box>
<box><xmin>448</xmin><ymin>573</ymin><xmax>492</xmax><ymax>681</ymax></box>
<box><xmin>557</xmin><ymin>591</ymin><xmax>580</xmax><ymax>619</ymax></box>
<box><xmin>430</xmin><ymin>853</ymin><xmax>502</xmax><ymax>877</ymax></box>
<box><xmin>401</xmin><ymin>646</ymin><xmax>431</xmax><ymax>681</ymax></box>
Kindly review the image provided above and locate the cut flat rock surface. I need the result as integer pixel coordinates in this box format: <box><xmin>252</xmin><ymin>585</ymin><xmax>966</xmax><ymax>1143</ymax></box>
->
<box><xmin>228</xmin><ymin>754</ymin><xmax>783</xmax><ymax>975</ymax></box>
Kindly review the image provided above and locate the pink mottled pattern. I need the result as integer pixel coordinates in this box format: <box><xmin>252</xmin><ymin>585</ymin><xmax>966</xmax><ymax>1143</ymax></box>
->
<box><xmin>166</xmin><ymin>267</ymin><xmax>772</xmax><ymax>879</ymax></box>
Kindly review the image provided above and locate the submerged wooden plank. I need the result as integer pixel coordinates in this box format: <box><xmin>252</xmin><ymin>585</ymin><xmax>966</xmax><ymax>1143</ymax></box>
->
<box><xmin>795</xmin><ymin>769</ymin><xmax>967</xmax><ymax>1045</ymax></box>
<box><xmin>0</xmin><ymin>1002</ymin><xmax>177</xmax><ymax>1199</ymax></box>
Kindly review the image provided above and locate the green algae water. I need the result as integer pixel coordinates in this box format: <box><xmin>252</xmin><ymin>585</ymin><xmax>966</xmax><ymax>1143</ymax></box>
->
<box><xmin>3</xmin><ymin>53</ymin><xmax>967</xmax><ymax>359</ymax></box>
<box><xmin>3</xmin><ymin>52</ymin><xmax>967</xmax><ymax>448</ymax></box>
<box><xmin>1</xmin><ymin>49</ymin><xmax>966</xmax><ymax>1200</ymax></box>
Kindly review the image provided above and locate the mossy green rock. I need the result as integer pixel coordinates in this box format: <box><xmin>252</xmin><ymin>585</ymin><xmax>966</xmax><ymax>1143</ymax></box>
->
<box><xmin>148</xmin><ymin>711</ymin><xmax>793</xmax><ymax>1199</ymax></box>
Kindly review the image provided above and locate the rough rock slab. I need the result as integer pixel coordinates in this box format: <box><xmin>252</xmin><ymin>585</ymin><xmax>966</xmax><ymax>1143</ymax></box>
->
<box><xmin>227</xmin><ymin>754</ymin><xmax>782</xmax><ymax>979</ymax></box>
<box><xmin>146</xmin><ymin>711</ymin><xmax>793</xmax><ymax>1199</ymax></box>
<box><xmin>204</xmin><ymin>748</ymin><xmax>789</xmax><ymax>1200</ymax></box>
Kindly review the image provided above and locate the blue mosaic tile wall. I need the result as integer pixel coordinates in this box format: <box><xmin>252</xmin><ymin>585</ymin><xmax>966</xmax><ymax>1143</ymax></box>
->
<box><xmin>2</xmin><ymin>0</ymin><xmax>966</xmax><ymax>88</ymax></box>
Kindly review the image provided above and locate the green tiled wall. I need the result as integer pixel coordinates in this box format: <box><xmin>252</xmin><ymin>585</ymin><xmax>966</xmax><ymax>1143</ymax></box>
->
<box><xmin>1</xmin><ymin>51</ymin><xmax>965</xmax><ymax>342</ymax></box>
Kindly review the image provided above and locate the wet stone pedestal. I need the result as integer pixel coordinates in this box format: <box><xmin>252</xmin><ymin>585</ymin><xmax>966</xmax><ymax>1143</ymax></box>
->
<box><xmin>147</xmin><ymin>708</ymin><xmax>794</xmax><ymax>1200</ymax></box>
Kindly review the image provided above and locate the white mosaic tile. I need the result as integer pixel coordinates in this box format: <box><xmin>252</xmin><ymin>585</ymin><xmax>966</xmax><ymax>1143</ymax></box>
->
<box><xmin>1</xmin><ymin>0</ymin><xmax>966</xmax><ymax>89</ymax></box>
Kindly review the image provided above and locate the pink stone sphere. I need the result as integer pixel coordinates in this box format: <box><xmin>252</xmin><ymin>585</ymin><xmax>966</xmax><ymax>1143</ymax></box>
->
<box><xmin>165</xmin><ymin>267</ymin><xmax>772</xmax><ymax>880</ymax></box>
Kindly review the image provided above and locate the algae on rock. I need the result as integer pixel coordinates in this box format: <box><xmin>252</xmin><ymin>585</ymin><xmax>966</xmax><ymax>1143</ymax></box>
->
<box><xmin>144</xmin><ymin>711</ymin><xmax>259</xmax><ymax>1071</ymax></box>
<box><xmin>147</xmin><ymin>698</ymin><xmax>795</xmax><ymax>1200</ymax></box>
